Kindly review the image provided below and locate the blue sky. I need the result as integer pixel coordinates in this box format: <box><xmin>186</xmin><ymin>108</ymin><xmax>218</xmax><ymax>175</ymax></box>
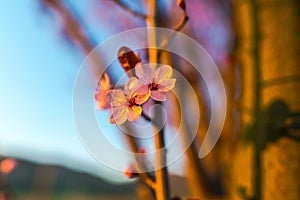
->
<box><xmin>0</xmin><ymin>0</ymin><xmax>131</xmax><ymax>182</ymax></box>
<box><xmin>0</xmin><ymin>0</ymin><xmax>185</xmax><ymax>183</ymax></box>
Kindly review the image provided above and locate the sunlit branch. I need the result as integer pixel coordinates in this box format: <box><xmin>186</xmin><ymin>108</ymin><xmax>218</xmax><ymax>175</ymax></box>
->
<box><xmin>144</xmin><ymin>1</ymin><xmax>170</xmax><ymax>199</ymax></box>
<box><xmin>125</xmin><ymin>134</ymin><xmax>156</xmax><ymax>195</ymax></box>
<box><xmin>42</xmin><ymin>0</ymin><xmax>93</xmax><ymax>53</ymax></box>
<box><xmin>138</xmin><ymin>170</ymin><xmax>156</xmax><ymax>189</ymax></box>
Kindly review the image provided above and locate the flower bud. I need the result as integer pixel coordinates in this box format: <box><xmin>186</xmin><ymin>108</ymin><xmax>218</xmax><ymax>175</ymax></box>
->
<box><xmin>139</xmin><ymin>147</ymin><xmax>147</xmax><ymax>154</ymax></box>
<box><xmin>118</xmin><ymin>46</ymin><xmax>141</xmax><ymax>72</ymax></box>
<box><xmin>124</xmin><ymin>165</ymin><xmax>139</xmax><ymax>179</ymax></box>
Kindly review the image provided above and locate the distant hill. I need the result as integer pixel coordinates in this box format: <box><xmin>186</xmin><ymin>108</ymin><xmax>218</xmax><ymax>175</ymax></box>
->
<box><xmin>1</xmin><ymin>158</ymin><xmax>137</xmax><ymax>199</ymax></box>
<box><xmin>1</xmin><ymin>158</ymin><xmax>190</xmax><ymax>199</ymax></box>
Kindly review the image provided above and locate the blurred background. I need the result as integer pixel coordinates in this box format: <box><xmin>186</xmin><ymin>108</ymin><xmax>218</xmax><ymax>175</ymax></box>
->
<box><xmin>0</xmin><ymin>0</ymin><xmax>299</xmax><ymax>199</ymax></box>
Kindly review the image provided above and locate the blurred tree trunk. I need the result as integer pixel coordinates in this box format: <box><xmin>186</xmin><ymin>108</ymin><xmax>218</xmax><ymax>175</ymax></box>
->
<box><xmin>231</xmin><ymin>0</ymin><xmax>300</xmax><ymax>199</ymax></box>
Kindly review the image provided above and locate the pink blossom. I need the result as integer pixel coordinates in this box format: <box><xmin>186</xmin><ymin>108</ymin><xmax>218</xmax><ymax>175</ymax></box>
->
<box><xmin>135</xmin><ymin>63</ymin><xmax>176</xmax><ymax>101</ymax></box>
<box><xmin>107</xmin><ymin>77</ymin><xmax>149</xmax><ymax>125</ymax></box>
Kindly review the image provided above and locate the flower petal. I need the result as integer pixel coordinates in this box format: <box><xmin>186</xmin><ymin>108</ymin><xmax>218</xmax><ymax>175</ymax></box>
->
<box><xmin>153</xmin><ymin>65</ymin><xmax>173</xmax><ymax>84</ymax></box>
<box><xmin>111</xmin><ymin>106</ymin><xmax>128</xmax><ymax>125</ymax></box>
<box><xmin>96</xmin><ymin>73</ymin><xmax>110</xmax><ymax>91</ymax></box>
<box><xmin>158</xmin><ymin>78</ymin><xmax>176</xmax><ymax>92</ymax></box>
<box><xmin>135</xmin><ymin>63</ymin><xmax>155</xmax><ymax>84</ymax></box>
<box><xmin>102</xmin><ymin>73</ymin><xmax>110</xmax><ymax>90</ymax></box>
<box><xmin>97</xmin><ymin>98</ymin><xmax>109</xmax><ymax>109</ymax></box>
<box><xmin>136</xmin><ymin>84</ymin><xmax>149</xmax><ymax>95</ymax></box>
<box><xmin>95</xmin><ymin>91</ymin><xmax>103</xmax><ymax>102</ymax></box>
<box><xmin>128</xmin><ymin>106</ymin><xmax>142</xmax><ymax>121</ymax></box>
<box><xmin>95</xmin><ymin>90</ymin><xmax>110</xmax><ymax>109</ymax></box>
<box><xmin>135</xmin><ymin>90</ymin><xmax>150</xmax><ymax>105</ymax></box>
<box><xmin>124</xmin><ymin>77</ymin><xmax>143</xmax><ymax>97</ymax></box>
<box><xmin>106</xmin><ymin>90</ymin><xmax>127</xmax><ymax>107</ymax></box>
<box><xmin>95</xmin><ymin>73</ymin><xmax>111</xmax><ymax>109</ymax></box>
<box><xmin>150</xmin><ymin>91</ymin><xmax>166</xmax><ymax>101</ymax></box>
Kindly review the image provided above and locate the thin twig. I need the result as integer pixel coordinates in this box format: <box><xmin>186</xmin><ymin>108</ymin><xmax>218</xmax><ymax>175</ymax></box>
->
<box><xmin>125</xmin><ymin>133</ymin><xmax>156</xmax><ymax>187</ymax></box>
<box><xmin>112</xmin><ymin>0</ymin><xmax>148</xmax><ymax>19</ymax></box>
<box><xmin>142</xmin><ymin>111</ymin><xmax>160</xmax><ymax>127</ymax></box>
<box><xmin>158</xmin><ymin>12</ymin><xmax>189</xmax><ymax>49</ymax></box>
<box><xmin>41</xmin><ymin>0</ymin><xmax>103</xmax><ymax>77</ymax></box>
<box><xmin>142</xmin><ymin>112</ymin><xmax>152</xmax><ymax>122</ymax></box>
<box><xmin>139</xmin><ymin>172</ymin><xmax>156</xmax><ymax>189</ymax></box>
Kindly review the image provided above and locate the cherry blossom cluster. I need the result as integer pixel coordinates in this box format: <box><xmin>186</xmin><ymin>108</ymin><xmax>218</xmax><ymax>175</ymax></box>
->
<box><xmin>95</xmin><ymin>63</ymin><xmax>176</xmax><ymax>125</ymax></box>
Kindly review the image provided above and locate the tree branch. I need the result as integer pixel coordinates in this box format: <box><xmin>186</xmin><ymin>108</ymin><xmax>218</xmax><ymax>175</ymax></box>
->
<box><xmin>159</xmin><ymin>10</ymin><xmax>189</xmax><ymax>49</ymax></box>
<box><xmin>112</xmin><ymin>0</ymin><xmax>148</xmax><ymax>19</ymax></box>
<box><xmin>144</xmin><ymin>1</ymin><xmax>170</xmax><ymax>199</ymax></box>
<box><xmin>41</xmin><ymin>0</ymin><xmax>102</xmax><ymax>77</ymax></box>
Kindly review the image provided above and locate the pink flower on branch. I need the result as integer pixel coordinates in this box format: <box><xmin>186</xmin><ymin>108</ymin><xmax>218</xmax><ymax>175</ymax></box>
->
<box><xmin>135</xmin><ymin>63</ymin><xmax>176</xmax><ymax>101</ymax></box>
<box><xmin>107</xmin><ymin>77</ymin><xmax>149</xmax><ymax>125</ymax></box>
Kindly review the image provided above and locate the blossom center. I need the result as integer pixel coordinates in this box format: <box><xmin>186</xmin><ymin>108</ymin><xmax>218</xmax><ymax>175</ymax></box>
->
<box><xmin>127</xmin><ymin>97</ymin><xmax>137</xmax><ymax>107</ymax></box>
<box><xmin>149</xmin><ymin>82</ymin><xmax>159</xmax><ymax>90</ymax></box>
